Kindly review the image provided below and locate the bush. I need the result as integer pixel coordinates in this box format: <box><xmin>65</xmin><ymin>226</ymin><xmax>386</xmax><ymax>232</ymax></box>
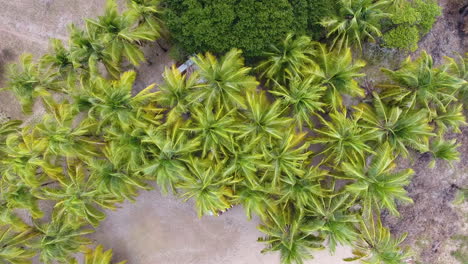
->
<box><xmin>383</xmin><ymin>25</ymin><xmax>420</xmax><ymax>52</ymax></box>
<box><xmin>414</xmin><ymin>0</ymin><xmax>442</xmax><ymax>35</ymax></box>
<box><xmin>164</xmin><ymin>0</ymin><xmax>296</xmax><ymax>57</ymax></box>
<box><xmin>163</xmin><ymin>0</ymin><xmax>336</xmax><ymax>57</ymax></box>
<box><xmin>383</xmin><ymin>0</ymin><xmax>442</xmax><ymax>51</ymax></box>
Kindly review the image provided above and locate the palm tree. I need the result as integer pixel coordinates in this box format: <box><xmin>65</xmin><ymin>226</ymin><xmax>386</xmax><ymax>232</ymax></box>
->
<box><xmin>0</xmin><ymin>227</ymin><xmax>36</xmax><ymax>264</ymax></box>
<box><xmin>40</xmin><ymin>39</ymin><xmax>76</xmax><ymax>83</ymax></box>
<box><xmin>258</xmin><ymin>210</ymin><xmax>324</xmax><ymax>264</ymax></box>
<box><xmin>4</xmin><ymin>54</ymin><xmax>57</xmax><ymax>113</ymax></box>
<box><xmin>68</xmin><ymin>24</ymin><xmax>119</xmax><ymax>78</ymax></box>
<box><xmin>36</xmin><ymin>220</ymin><xmax>93</xmax><ymax>264</ymax></box>
<box><xmin>1</xmin><ymin>182</ymin><xmax>43</xmax><ymax>219</ymax></box>
<box><xmin>427</xmin><ymin>138</ymin><xmax>460</xmax><ymax>168</ymax></box>
<box><xmin>276</xmin><ymin>166</ymin><xmax>326</xmax><ymax>210</ymax></box>
<box><xmin>105</xmin><ymin>127</ymin><xmax>149</xmax><ymax>172</ymax></box>
<box><xmin>445</xmin><ymin>53</ymin><xmax>468</xmax><ymax>103</ymax></box>
<box><xmin>432</xmin><ymin>103</ymin><xmax>466</xmax><ymax>135</ymax></box>
<box><xmin>86</xmin><ymin>0</ymin><xmax>159</xmax><ymax>66</ymax></box>
<box><xmin>235</xmin><ymin>183</ymin><xmax>276</xmax><ymax>221</ymax></box>
<box><xmin>308</xmin><ymin>43</ymin><xmax>365</xmax><ymax>111</ymax></box>
<box><xmin>126</xmin><ymin>0</ymin><xmax>164</xmax><ymax>34</ymax></box>
<box><xmin>70</xmin><ymin>244</ymin><xmax>127</xmax><ymax>264</ymax></box>
<box><xmin>320</xmin><ymin>0</ymin><xmax>390</xmax><ymax>51</ymax></box>
<box><xmin>260</xmin><ymin>131</ymin><xmax>311</xmax><ymax>187</ymax></box>
<box><xmin>177</xmin><ymin>158</ymin><xmax>234</xmax><ymax>217</ymax></box>
<box><xmin>355</xmin><ymin>93</ymin><xmax>435</xmax><ymax>157</ymax></box>
<box><xmin>380</xmin><ymin>51</ymin><xmax>465</xmax><ymax>115</ymax></box>
<box><xmin>184</xmin><ymin>106</ymin><xmax>240</xmax><ymax>159</ymax></box>
<box><xmin>158</xmin><ymin>66</ymin><xmax>201</xmax><ymax>123</ymax></box>
<box><xmin>85</xmin><ymin>71</ymin><xmax>161</xmax><ymax>132</ymax></box>
<box><xmin>87</xmin><ymin>146</ymin><xmax>149</xmax><ymax>201</ymax></box>
<box><xmin>239</xmin><ymin>91</ymin><xmax>293</xmax><ymax>146</ymax></box>
<box><xmin>348</xmin><ymin>215</ymin><xmax>410</xmax><ymax>264</ymax></box>
<box><xmin>1</xmin><ymin>127</ymin><xmax>62</xmax><ymax>187</ymax></box>
<box><xmin>41</xmin><ymin>163</ymin><xmax>119</xmax><ymax>227</ymax></box>
<box><xmin>306</xmin><ymin>193</ymin><xmax>359</xmax><ymax>253</ymax></box>
<box><xmin>312</xmin><ymin>110</ymin><xmax>375</xmax><ymax>165</ymax></box>
<box><xmin>142</xmin><ymin>123</ymin><xmax>199</xmax><ymax>194</ymax></box>
<box><xmin>340</xmin><ymin>144</ymin><xmax>414</xmax><ymax>216</ymax></box>
<box><xmin>33</xmin><ymin>102</ymin><xmax>98</xmax><ymax>159</ymax></box>
<box><xmin>190</xmin><ymin>49</ymin><xmax>258</xmax><ymax>109</ymax></box>
<box><xmin>257</xmin><ymin>34</ymin><xmax>315</xmax><ymax>85</ymax></box>
<box><xmin>270</xmin><ymin>75</ymin><xmax>326</xmax><ymax>129</ymax></box>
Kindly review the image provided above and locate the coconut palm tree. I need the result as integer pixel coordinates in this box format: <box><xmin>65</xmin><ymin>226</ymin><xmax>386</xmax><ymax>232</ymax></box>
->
<box><xmin>36</xmin><ymin>220</ymin><xmax>93</xmax><ymax>264</ymax></box>
<box><xmin>184</xmin><ymin>106</ymin><xmax>240</xmax><ymax>159</ymax></box>
<box><xmin>432</xmin><ymin>103</ymin><xmax>466</xmax><ymax>135</ymax></box>
<box><xmin>0</xmin><ymin>227</ymin><xmax>36</xmax><ymax>264</ymax></box>
<box><xmin>190</xmin><ymin>49</ymin><xmax>258</xmax><ymax>109</ymax></box>
<box><xmin>1</xmin><ymin>127</ymin><xmax>62</xmax><ymax>187</ymax></box>
<box><xmin>4</xmin><ymin>54</ymin><xmax>58</xmax><ymax>114</ymax></box>
<box><xmin>41</xmin><ymin>163</ymin><xmax>119</xmax><ymax>227</ymax></box>
<box><xmin>427</xmin><ymin>138</ymin><xmax>460</xmax><ymax>168</ymax></box>
<box><xmin>40</xmin><ymin>39</ymin><xmax>76</xmax><ymax>83</ymax></box>
<box><xmin>260</xmin><ymin>131</ymin><xmax>311</xmax><ymax>187</ymax></box>
<box><xmin>86</xmin><ymin>0</ymin><xmax>159</xmax><ymax>66</ymax></box>
<box><xmin>126</xmin><ymin>0</ymin><xmax>164</xmax><ymax>34</ymax></box>
<box><xmin>1</xmin><ymin>181</ymin><xmax>43</xmax><ymax>219</ymax></box>
<box><xmin>257</xmin><ymin>34</ymin><xmax>315</xmax><ymax>85</ymax></box>
<box><xmin>158</xmin><ymin>66</ymin><xmax>201</xmax><ymax>123</ymax></box>
<box><xmin>239</xmin><ymin>91</ymin><xmax>293</xmax><ymax>146</ymax></box>
<box><xmin>86</xmin><ymin>146</ymin><xmax>149</xmax><ymax>201</ymax></box>
<box><xmin>308</xmin><ymin>43</ymin><xmax>366</xmax><ymax>111</ymax></box>
<box><xmin>306</xmin><ymin>192</ymin><xmax>359</xmax><ymax>253</ymax></box>
<box><xmin>33</xmin><ymin>102</ymin><xmax>98</xmax><ymax>159</ymax></box>
<box><xmin>340</xmin><ymin>144</ymin><xmax>414</xmax><ymax>216</ymax></box>
<box><xmin>142</xmin><ymin>123</ymin><xmax>199</xmax><ymax>194</ymax></box>
<box><xmin>355</xmin><ymin>93</ymin><xmax>435</xmax><ymax>157</ymax></box>
<box><xmin>347</xmin><ymin>215</ymin><xmax>410</xmax><ymax>264</ymax></box>
<box><xmin>312</xmin><ymin>110</ymin><xmax>375</xmax><ymax>165</ymax></box>
<box><xmin>70</xmin><ymin>244</ymin><xmax>127</xmax><ymax>264</ymax></box>
<box><xmin>320</xmin><ymin>0</ymin><xmax>390</xmax><ymax>51</ymax></box>
<box><xmin>235</xmin><ymin>183</ymin><xmax>276</xmax><ymax>221</ymax></box>
<box><xmin>258</xmin><ymin>210</ymin><xmax>324</xmax><ymax>264</ymax></box>
<box><xmin>68</xmin><ymin>24</ymin><xmax>119</xmax><ymax>78</ymax></box>
<box><xmin>177</xmin><ymin>158</ymin><xmax>235</xmax><ymax>217</ymax></box>
<box><xmin>270</xmin><ymin>75</ymin><xmax>326</xmax><ymax>129</ymax></box>
<box><xmin>85</xmin><ymin>71</ymin><xmax>161</xmax><ymax>132</ymax></box>
<box><xmin>276</xmin><ymin>166</ymin><xmax>326</xmax><ymax>210</ymax></box>
<box><xmin>380</xmin><ymin>51</ymin><xmax>465</xmax><ymax>115</ymax></box>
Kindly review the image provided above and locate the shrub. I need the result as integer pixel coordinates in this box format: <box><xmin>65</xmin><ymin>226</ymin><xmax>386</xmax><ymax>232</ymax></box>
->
<box><xmin>163</xmin><ymin>0</ymin><xmax>296</xmax><ymax>57</ymax></box>
<box><xmin>414</xmin><ymin>0</ymin><xmax>442</xmax><ymax>35</ymax></box>
<box><xmin>383</xmin><ymin>25</ymin><xmax>420</xmax><ymax>52</ymax></box>
<box><xmin>383</xmin><ymin>0</ymin><xmax>442</xmax><ymax>51</ymax></box>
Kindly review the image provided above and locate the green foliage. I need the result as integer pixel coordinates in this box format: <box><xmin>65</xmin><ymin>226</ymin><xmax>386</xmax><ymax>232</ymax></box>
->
<box><xmin>70</xmin><ymin>244</ymin><xmax>127</xmax><ymax>264</ymax></box>
<box><xmin>340</xmin><ymin>144</ymin><xmax>414</xmax><ymax>216</ymax></box>
<box><xmin>2</xmin><ymin>24</ymin><xmax>468</xmax><ymax>264</ymax></box>
<box><xmin>163</xmin><ymin>0</ymin><xmax>296</xmax><ymax>57</ymax></box>
<box><xmin>320</xmin><ymin>0</ymin><xmax>390</xmax><ymax>51</ymax></box>
<box><xmin>348</xmin><ymin>216</ymin><xmax>410</xmax><ymax>264</ymax></box>
<box><xmin>258</xmin><ymin>210</ymin><xmax>324</xmax><ymax>264</ymax></box>
<box><xmin>257</xmin><ymin>34</ymin><xmax>315</xmax><ymax>85</ymax></box>
<box><xmin>383</xmin><ymin>0</ymin><xmax>441</xmax><ymax>51</ymax></box>
<box><xmin>309</xmin><ymin>43</ymin><xmax>366</xmax><ymax>110</ymax></box>
<box><xmin>355</xmin><ymin>93</ymin><xmax>434</xmax><ymax>157</ymax></box>
<box><xmin>414</xmin><ymin>0</ymin><xmax>442</xmax><ymax>35</ymax></box>
<box><xmin>382</xmin><ymin>26</ymin><xmax>420</xmax><ymax>52</ymax></box>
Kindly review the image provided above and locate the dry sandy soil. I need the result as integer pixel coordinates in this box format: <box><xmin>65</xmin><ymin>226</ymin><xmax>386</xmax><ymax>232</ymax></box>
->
<box><xmin>0</xmin><ymin>0</ymin><xmax>466</xmax><ymax>263</ymax></box>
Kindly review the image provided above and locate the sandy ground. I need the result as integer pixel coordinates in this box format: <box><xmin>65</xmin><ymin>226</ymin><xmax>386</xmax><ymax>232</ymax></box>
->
<box><xmin>0</xmin><ymin>0</ymin><xmax>467</xmax><ymax>263</ymax></box>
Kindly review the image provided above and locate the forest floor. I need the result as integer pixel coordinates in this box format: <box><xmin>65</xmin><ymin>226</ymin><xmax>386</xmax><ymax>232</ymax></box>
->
<box><xmin>0</xmin><ymin>0</ymin><xmax>466</xmax><ymax>263</ymax></box>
